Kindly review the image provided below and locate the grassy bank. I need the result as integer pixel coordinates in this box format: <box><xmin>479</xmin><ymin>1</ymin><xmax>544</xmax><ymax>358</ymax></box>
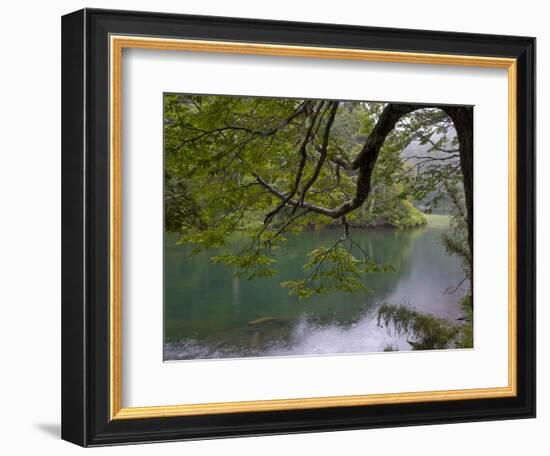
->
<box><xmin>424</xmin><ymin>213</ymin><xmax>451</xmax><ymax>229</ymax></box>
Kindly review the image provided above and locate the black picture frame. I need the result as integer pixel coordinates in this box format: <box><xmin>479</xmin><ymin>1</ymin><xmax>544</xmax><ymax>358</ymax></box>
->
<box><xmin>62</xmin><ymin>7</ymin><xmax>536</xmax><ymax>447</ymax></box>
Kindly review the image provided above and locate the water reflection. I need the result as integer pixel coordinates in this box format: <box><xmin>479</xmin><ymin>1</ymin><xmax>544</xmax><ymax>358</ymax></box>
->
<box><xmin>164</xmin><ymin>224</ymin><xmax>467</xmax><ymax>360</ymax></box>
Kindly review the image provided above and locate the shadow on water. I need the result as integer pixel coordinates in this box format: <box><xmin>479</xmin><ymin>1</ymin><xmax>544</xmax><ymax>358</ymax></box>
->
<box><xmin>164</xmin><ymin>223</ymin><xmax>467</xmax><ymax>360</ymax></box>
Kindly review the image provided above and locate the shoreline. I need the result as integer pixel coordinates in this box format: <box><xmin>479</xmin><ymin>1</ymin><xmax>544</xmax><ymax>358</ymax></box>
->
<box><xmin>166</xmin><ymin>213</ymin><xmax>451</xmax><ymax>237</ymax></box>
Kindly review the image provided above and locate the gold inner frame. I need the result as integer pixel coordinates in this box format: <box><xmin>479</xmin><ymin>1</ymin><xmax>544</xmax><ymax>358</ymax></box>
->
<box><xmin>109</xmin><ymin>35</ymin><xmax>518</xmax><ymax>420</ymax></box>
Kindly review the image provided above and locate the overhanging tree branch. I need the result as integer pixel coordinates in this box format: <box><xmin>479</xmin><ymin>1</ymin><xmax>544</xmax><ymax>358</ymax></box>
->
<box><xmin>257</xmin><ymin>103</ymin><xmax>432</xmax><ymax>220</ymax></box>
<box><xmin>296</xmin><ymin>101</ymin><xmax>340</xmax><ymax>211</ymax></box>
<box><xmin>263</xmin><ymin>101</ymin><xmax>325</xmax><ymax>223</ymax></box>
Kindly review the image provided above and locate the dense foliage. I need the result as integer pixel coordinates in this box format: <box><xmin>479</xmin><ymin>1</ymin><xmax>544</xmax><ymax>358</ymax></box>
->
<box><xmin>164</xmin><ymin>94</ymin><xmax>465</xmax><ymax>298</ymax></box>
<box><xmin>377</xmin><ymin>295</ymin><xmax>472</xmax><ymax>350</ymax></box>
<box><xmin>377</xmin><ymin>303</ymin><xmax>461</xmax><ymax>350</ymax></box>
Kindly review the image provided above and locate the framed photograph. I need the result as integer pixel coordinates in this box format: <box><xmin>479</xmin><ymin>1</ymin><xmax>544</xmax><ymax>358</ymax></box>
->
<box><xmin>61</xmin><ymin>8</ymin><xmax>535</xmax><ymax>446</ymax></box>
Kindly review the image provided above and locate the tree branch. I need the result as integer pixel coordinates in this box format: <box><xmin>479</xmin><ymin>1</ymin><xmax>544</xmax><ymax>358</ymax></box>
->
<box><xmin>296</xmin><ymin>101</ymin><xmax>340</xmax><ymax>211</ymax></box>
<box><xmin>264</xmin><ymin>101</ymin><xmax>325</xmax><ymax>223</ymax></box>
<box><xmin>258</xmin><ymin>103</ymin><xmax>432</xmax><ymax>220</ymax></box>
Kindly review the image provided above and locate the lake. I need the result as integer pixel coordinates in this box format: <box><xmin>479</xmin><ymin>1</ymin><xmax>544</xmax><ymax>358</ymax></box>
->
<box><xmin>164</xmin><ymin>216</ymin><xmax>468</xmax><ymax>360</ymax></box>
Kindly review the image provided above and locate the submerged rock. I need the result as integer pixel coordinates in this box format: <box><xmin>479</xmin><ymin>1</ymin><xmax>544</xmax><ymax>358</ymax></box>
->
<box><xmin>247</xmin><ymin>316</ymin><xmax>290</xmax><ymax>326</ymax></box>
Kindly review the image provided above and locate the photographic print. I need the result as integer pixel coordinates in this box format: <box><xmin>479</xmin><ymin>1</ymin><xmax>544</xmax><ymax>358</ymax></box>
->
<box><xmin>163</xmin><ymin>94</ymin><xmax>474</xmax><ymax>361</ymax></box>
<box><xmin>62</xmin><ymin>11</ymin><xmax>535</xmax><ymax>444</ymax></box>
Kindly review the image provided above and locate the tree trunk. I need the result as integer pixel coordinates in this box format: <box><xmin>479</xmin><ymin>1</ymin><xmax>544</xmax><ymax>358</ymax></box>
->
<box><xmin>444</xmin><ymin>106</ymin><xmax>474</xmax><ymax>289</ymax></box>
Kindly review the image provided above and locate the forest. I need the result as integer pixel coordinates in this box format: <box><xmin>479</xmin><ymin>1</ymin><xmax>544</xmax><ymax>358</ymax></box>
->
<box><xmin>164</xmin><ymin>94</ymin><xmax>473</xmax><ymax>360</ymax></box>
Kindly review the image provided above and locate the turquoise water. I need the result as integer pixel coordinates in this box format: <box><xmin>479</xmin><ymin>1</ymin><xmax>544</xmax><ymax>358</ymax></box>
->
<box><xmin>164</xmin><ymin>222</ymin><xmax>467</xmax><ymax>360</ymax></box>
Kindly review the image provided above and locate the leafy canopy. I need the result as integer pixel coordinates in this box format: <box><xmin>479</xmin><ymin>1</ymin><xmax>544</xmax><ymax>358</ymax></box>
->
<box><xmin>164</xmin><ymin>94</ymin><xmax>462</xmax><ymax>297</ymax></box>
